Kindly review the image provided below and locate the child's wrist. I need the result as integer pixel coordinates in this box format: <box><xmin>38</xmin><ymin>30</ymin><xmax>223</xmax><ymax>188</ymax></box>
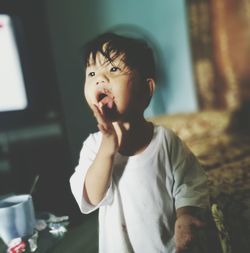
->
<box><xmin>101</xmin><ymin>138</ymin><xmax>118</xmax><ymax>155</ymax></box>
<box><xmin>99</xmin><ymin>148</ymin><xmax>116</xmax><ymax>159</ymax></box>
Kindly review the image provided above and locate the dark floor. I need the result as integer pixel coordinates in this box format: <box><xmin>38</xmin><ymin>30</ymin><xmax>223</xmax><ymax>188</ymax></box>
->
<box><xmin>0</xmin><ymin>205</ymin><xmax>98</xmax><ymax>253</ymax></box>
<box><xmin>50</xmin><ymin>212</ymin><xmax>98</xmax><ymax>253</ymax></box>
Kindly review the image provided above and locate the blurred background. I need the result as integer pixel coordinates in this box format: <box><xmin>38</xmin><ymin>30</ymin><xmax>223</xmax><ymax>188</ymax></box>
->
<box><xmin>0</xmin><ymin>0</ymin><xmax>249</xmax><ymax>244</ymax></box>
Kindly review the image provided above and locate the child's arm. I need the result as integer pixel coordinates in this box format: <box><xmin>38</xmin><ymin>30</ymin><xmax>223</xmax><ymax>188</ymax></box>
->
<box><xmin>84</xmin><ymin>104</ymin><xmax>118</xmax><ymax>205</ymax></box>
<box><xmin>175</xmin><ymin>206</ymin><xmax>205</xmax><ymax>253</ymax></box>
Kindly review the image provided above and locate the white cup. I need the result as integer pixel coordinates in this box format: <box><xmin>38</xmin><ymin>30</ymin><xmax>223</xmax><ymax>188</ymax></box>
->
<box><xmin>0</xmin><ymin>194</ymin><xmax>36</xmax><ymax>245</ymax></box>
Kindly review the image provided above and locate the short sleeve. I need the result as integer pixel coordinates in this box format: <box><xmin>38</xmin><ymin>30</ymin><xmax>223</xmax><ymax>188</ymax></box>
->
<box><xmin>69</xmin><ymin>132</ymin><xmax>114</xmax><ymax>214</ymax></box>
<box><xmin>167</xmin><ymin>130</ymin><xmax>209</xmax><ymax>210</ymax></box>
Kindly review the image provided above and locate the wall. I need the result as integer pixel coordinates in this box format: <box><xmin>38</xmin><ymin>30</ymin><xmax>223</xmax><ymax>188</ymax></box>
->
<box><xmin>45</xmin><ymin>0</ymin><xmax>198</xmax><ymax>164</ymax></box>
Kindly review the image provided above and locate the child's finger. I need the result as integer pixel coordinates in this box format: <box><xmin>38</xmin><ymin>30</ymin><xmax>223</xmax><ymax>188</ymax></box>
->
<box><xmin>90</xmin><ymin>104</ymin><xmax>115</xmax><ymax>135</ymax></box>
<box><xmin>98</xmin><ymin>123</ymin><xmax>114</xmax><ymax>136</ymax></box>
<box><xmin>90</xmin><ymin>103</ymin><xmax>101</xmax><ymax>117</ymax></box>
<box><xmin>91</xmin><ymin>104</ymin><xmax>107</xmax><ymax>125</ymax></box>
<box><xmin>97</xmin><ymin>124</ymin><xmax>107</xmax><ymax>133</ymax></box>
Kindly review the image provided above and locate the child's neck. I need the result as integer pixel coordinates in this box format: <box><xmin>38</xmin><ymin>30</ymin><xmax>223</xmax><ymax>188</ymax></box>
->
<box><xmin>113</xmin><ymin>117</ymin><xmax>154</xmax><ymax>156</ymax></box>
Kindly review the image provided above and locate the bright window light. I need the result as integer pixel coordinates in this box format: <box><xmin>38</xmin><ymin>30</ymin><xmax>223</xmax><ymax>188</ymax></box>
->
<box><xmin>0</xmin><ymin>14</ymin><xmax>28</xmax><ymax>112</ymax></box>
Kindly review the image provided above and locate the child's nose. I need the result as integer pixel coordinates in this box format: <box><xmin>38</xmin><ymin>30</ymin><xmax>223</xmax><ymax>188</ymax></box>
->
<box><xmin>96</xmin><ymin>74</ymin><xmax>109</xmax><ymax>85</ymax></box>
<box><xmin>96</xmin><ymin>80</ymin><xmax>105</xmax><ymax>85</ymax></box>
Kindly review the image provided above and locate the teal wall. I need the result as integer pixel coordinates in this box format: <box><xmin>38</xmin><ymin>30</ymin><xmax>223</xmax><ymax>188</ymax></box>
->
<box><xmin>88</xmin><ymin>0</ymin><xmax>198</xmax><ymax>117</ymax></box>
<box><xmin>45</xmin><ymin>0</ymin><xmax>198</xmax><ymax>163</ymax></box>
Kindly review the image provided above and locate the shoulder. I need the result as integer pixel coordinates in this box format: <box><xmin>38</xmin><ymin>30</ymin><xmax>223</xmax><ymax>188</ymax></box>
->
<box><xmin>153</xmin><ymin>124</ymin><xmax>190</xmax><ymax>156</ymax></box>
<box><xmin>153</xmin><ymin>124</ymin><xmax>180</xmax><ymax>145</ymax></box>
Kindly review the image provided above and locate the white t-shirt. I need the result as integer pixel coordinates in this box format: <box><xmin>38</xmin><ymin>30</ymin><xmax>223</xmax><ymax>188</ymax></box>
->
<box><xmin>70</xmin><ymin>125</ymin><xmax>209</xmax><ymax>253</ymax></box>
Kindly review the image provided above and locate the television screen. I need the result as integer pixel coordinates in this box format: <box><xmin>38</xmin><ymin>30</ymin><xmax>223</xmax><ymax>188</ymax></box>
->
<box><xmin>0</xmin><ymin>14</ymin><xmax>28</xmax><ymax>112</ymax></box>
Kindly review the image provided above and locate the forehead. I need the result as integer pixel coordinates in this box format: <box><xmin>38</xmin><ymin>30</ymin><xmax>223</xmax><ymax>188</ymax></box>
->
<box><xmin>86</xmin><ymin>41</ymin><xmax>126</xmax><ymax>65</ymax></box>
<box><xmin>87</xmin><ymin>51</ymin><xmax>126</xmax><ymax>68</ymax></box>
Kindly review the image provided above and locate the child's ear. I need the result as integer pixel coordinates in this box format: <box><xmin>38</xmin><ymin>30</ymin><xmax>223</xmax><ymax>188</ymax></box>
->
<box><xmin>146</xmin><ymin>78</ymin><xmax>156</xmax><ymax>97</ymax></box>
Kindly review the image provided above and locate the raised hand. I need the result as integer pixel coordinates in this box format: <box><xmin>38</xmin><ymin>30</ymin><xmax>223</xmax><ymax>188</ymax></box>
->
<box><xmin>91</xmin><ymin>103</ymin><xmax>118</xmax><ymax>155</ymax></box>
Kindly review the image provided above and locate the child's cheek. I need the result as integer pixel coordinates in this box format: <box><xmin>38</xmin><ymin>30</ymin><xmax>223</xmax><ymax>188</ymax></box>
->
<box><xmin>84</xmin><ymin>84</ymin><xmax>93</xmax><ymax>106</ymax></box>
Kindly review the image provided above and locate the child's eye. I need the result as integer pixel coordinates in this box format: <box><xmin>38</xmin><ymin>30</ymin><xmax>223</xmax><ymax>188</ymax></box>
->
<box><xmin>110</xmin><ymin>66</ymin><xmax>121</xmax><ymax>72</ymax></box>
<box><xmin>88</xmin><ymin>72</ymin><xmax>95</xmax><ymax>77</ymax></box>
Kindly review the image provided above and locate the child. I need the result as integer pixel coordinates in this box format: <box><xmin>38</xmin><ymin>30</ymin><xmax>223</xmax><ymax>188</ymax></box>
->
<box><xmin>70</xmin><ymin>32</ymin><xmax>209</xmax><ymax>253</ymax></box>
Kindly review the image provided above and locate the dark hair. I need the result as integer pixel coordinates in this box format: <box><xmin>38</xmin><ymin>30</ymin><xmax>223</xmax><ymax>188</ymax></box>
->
<box><xmin>83</xmin><ymin>32</ymin><xmax>156</xmax><ymax>80</ymax></box>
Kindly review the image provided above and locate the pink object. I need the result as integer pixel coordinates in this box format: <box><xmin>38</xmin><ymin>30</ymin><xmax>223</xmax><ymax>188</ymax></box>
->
<box><xmin>7</xmin><ymin>238</ymin><xmax>26</xmax><ymax>253</ymax></box>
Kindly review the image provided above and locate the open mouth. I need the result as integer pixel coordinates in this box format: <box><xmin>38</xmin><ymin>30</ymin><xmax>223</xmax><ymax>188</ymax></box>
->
<box><xmin>97</xmin><ymin>92</ymin><xmax>108</xmax><ymax>102</ymax></box>
<box><xmin>95</xmin><ymin>89</ymin><xmax>117</xmax><ymax>119</ymax></box>
<box><xmin>95</xmin><ymin>89</ymin><xmax>115</xmax><ymax>110</ymax></box>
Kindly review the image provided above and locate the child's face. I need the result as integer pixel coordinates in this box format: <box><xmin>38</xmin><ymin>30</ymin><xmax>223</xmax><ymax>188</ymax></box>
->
<box><xmin>84</xmin><ymin>51</ymin><xmax>144</xmax><ymax>121</ymax></box>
